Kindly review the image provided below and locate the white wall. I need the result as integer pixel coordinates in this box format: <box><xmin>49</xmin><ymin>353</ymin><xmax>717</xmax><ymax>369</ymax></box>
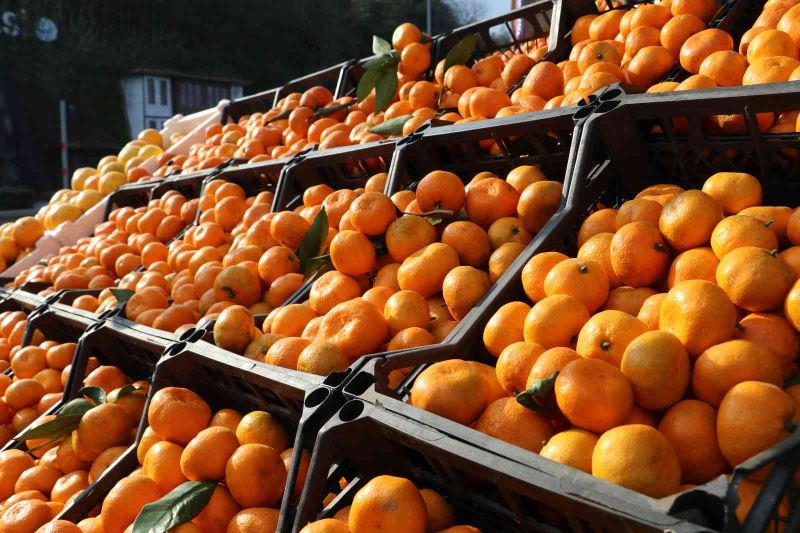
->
<box><xmin>120</xmin><ymin>77</ymin><xmax>144</xmax><ymax>139</ymax></box>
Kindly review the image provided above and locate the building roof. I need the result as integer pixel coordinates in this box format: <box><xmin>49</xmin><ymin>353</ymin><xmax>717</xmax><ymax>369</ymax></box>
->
<box><xmin>127</xmin><ymin>68</ymin><xmax>250</xmax><ymax>86</ymax></box>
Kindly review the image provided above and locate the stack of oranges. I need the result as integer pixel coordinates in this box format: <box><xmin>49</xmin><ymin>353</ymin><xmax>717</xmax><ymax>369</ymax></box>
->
<box><xmin>0</xmin><ymin>334</ymin><xmax>76</xmax><ymax>447</ymax></box>
<box><xmin>405</xmin><ymin>171</ymin><xmax>798</xmax><ymax>524</ymax></box>
<box><xmin>203</xmin><ymin>165</ymin><xmax>563</xmax><ymax>377</ymax></box>
<box><xmin>0</xmin><ymin>365</ymin><xmax>147</xmax><ymax>533</ymax></box>
<box><xmin>61</xmin><ymin>386</ymin><xmax>299</xmax><ymax>533</ymax></box>
<box><xmin>300</xmin><ymin>475</ymin><xmax>481</xmax><ymax>533</ymax></box>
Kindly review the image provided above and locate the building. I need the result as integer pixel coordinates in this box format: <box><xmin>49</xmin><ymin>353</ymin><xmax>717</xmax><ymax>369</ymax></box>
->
<box><xmin>120</xmin><ymin>68</ymin><xmax>247</xmax><ymax>138</ymax></box>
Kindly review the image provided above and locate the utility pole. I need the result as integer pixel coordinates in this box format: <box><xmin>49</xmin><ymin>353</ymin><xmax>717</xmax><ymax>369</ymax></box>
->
<box><xmin>426</xmin><ymin>0</ymin><xmax>432</xmax><ymax>35</ymax></box>
<box><xmin>59</xmin><ymin>99</ymin><xmax>68</xmax><ymax>189</ymax></box>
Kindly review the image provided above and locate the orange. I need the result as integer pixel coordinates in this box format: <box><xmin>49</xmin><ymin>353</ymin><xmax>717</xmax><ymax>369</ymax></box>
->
<box><xmin>555</xmin><ymin>358</ymin><xmax>633</xmax><ymax>433</ymax></box>
<box><xmin>589</xmin><ymin>9</ymin><xmax>625</xmax><ymax>40</ymax></box>
<box><xmin>442</xmin><ymin>266</ymin><xmax>490</xmax><ymax>320</ymax></box>
<box><xmin>397</xmin><ymin>242</ymin><xmax>460</xmax><ymax>299</ymax></box>
<box><xmin>227</xmin><ymin>508</ymin><xmax>281</xmax><ymax>533</ymax></box>
<box><xmin>440</xmin><ymin>221</ymin><xmax>491</xmax><ymax>267</ymax></box>
<box><xmin>419</xmin><ymin>489</ymin><xmax>454</xmax><ymax>532</ymax></box>
<box><xmin>495</xmin><ymin>341</ymin><xmax>545</xmax><ymax>395</ymax></box>
<box><xmin>660</xmin><ymin>280</ymin><xmax>737</xmax><ymax>357</ymax></box>
<box><xmin>736</xmin><ymin>313</ymin><xmax>800</xmax><ymax>378</ymax></box>
<box><xmin>743</xmin><ymin>55</ymin><xmax>800</xmax><ymax>84</ymax></box>
<box><xmin>576</xmin><ymin>310</ymin><xmax>649</xmax><ymax>368</ymax></box>
<box><xmin>741</xmin><ymin>206</ymin><xmax>792</xmax><ymax>245</ymax></box>
<box><xmin>411</xmin><ymin>360</ymin><xmax>501</xmax><ymax>425</ymax></box>
<box><xmin>658</xmin><ymin>190</ymin><xmax>723</xmax><ymax>250</ymax></box>
<box><xmin>629</xmin><ymin>3</ymin><xmax>672</xmax><ymax>30</ymax></box>
<box><xmin>264</xmin><ymin>336</ymin><xmax>312</xmax><ymax>369</ymax></box>
<box><xmin>521</xmin><ymin>251</ymin><xmax>569</xmax><ymax>303</ymax></box>
<box><xmin>483</xmin><ymin>301</ymin><xmax>531</xmax><ymax>357</ymax></box>
<box><xmin>524</xmin><ymin>294</ymin><xmax>590</xmax><ymax>349</ymax></box>
<box><xmin>257</xmin><ymin>246</ymin><xmax>300</xmax><ymax>285</ymax></box>
<box><xmin>710</xmin><ymin>215</ymin><xmax>779</xmax><ymax>259</ymax></box>
<box><xmin>444</xmin><ymin>65</ymin><xmax>478</xmax><ymax>94</ymax></box>
<box><xmin>702</xmin><ymin>172</ymin><xmax>763</xmax><ymax>215</ymax></box>
<box><xmin>625</xmin><ymin>26</ymin><xmax>662</xmax><ymax>59</ymax></box>
<box><xmin>271</xmin><ymin>304</ymin><xmax>318</xmax><ymax>337</ymax></box>
<box><xmin>330</xmin><ymin>230</ymin><xmax>375</xmax><ymax>277</ymax></box>
<box><xmin>577</xmin><ymin>41</ymin><xmax>621</xmax><ymax>74</ymax></box>
<box><xmin>225</xmin><ymin>443</ymin><xmax>286</xmax><ymax>507</ymax></box>
<box><xmin>717</xmin><ymin>381</ymin><xmax>795</xmax><ymax>470</ymax></box>
<box><xmin>516</xmin><ymin>180</ymin><xmax>562</xmax><ymax>234</ymax></box>
<box><xmin>400</xmin><ymin>42</ymin><xmax>431</xmax><ymax>77</ymax></box>
<box><xmin>680</xmin><ymin>29</ymin><xmax>733</xmax><ymax>74</ymax></box>
<box><xmin>602</xmin><ymin>286</ymin><xmax>657</xmax><ymax>316</ymax></box>
<box><xmin>1</xmin><ymin>500</ymin><xmax>53</xmax><ymax>533</ymax></box>
<box><xmin>614</xmin><ymin>199</ymin><xmax>662</xmax><ymax>230</ymax></box>
<box><xmin>699</xmin><ymin>49</ymin><xmax>749</xmax><ymax>87</ymax></box>
<box><xmin>610</xmin><ymin>222</ymin><xmax>670</xmax><ymax>287</ymax></box>
<box><xmin>540</xmin><ymin>429</ymin><xmax>599</xmax><ymax>473</ymax></box>
<box><xmin>270</xmin><ymin>211</ymin><xmax>310</xmax><ymax>249</ymax></box>
<box><xmin>464</xmin><ymin>177</ymin><xmax>520</xmax><ymax>229</ymax></box>
<box><xmin>522</xmin><ymin>61</ymin><xmax>564</xmax><ymax>100</ymax></box>
<box><xmin>142</xmin><ymin>440</ymin><xmax>187</xmax><ymax>492</ymax></box>
<box><xmin>661</xmin><ymin>13</ymin><xmax>706</xmax><ymax>58</ymax></box>
<box><xmin>236</xmin><ymin>410</ymin><xmax>289</xmax><ymax>450</ymax></box>
<box><xmin>620</xmin><ymin>330</ymin><xmax>690</xmax><ymax>410</ymax></box>
<box><xmin>501</xmin><ymin>54</ymin><xmax>536</xmax><ymax>88</ymax></box>
<box><xmin>349</xmin><ymin>475</ymin><xmax>427</xmax><ymax>533</ymax></box>
<box><xmin>468</xmin><ymin>88</ymin><xmax>512</xmax><ymax>119</ymax></box>
<box><xmin>572</xmin><ymin>14</ymin><xmax>597</xmax><ymax>44</ymax></box>
<box><xmin>592</xmin><ymin>424</ymin><xmax>681</xmax><ymax>497</ymax></box>
<box><xmin>659</xmin><ymin>399</ymin><xmax>728</xmax><ymax>484</ymax></box>
<box><xmin>180</xmin><ymin>426</ymin><xmax>239</xmax><ymax>481</ymax></box>
<box><xmin>100</xmin><ymin>475</ymin><xmax>162</xmax><ymax>533</ymax></box>
<box><xmin>475</xmin><ymin>397</ymin><xmax>553</xmax><ymax>452</ymax></box>
<box><xmin>213</xmin><ymin>305</ymin><xmax>256</xmax><ymax>354</ymax></box>
<box><xmin>717</xmin><ymin>247</ymin><xmax>793</xmax><ymax>312</ymax></box>
<box><xmin>297</xmin><ymin>341</ymin><xmax>350</xmax><ymax>375</ymax></box>
<box><xmin>670</xmin><ymin>0</ymin><xmax>717</xmax><ymax>21</ymax></box>
<box><xmin>746</xmin><ymin>29</ymin><xmax>799</xmax><ymax>63</ymax></box>
<box><xmin>309</xmin><ymin>271</ymin><xmax>361</xmax><ymax>315</ymax></box>
<box><xmin>487</xmin><ymin>217</ymin><xmax>532</xmax><ymax>249</ymax></box>
<box><xmin>627</xmin><ymin>46</ymin><xmax>676</xmax><ymax>88</ymax></box>
<box><xmin>34</xmin><ymin>520</ymin><xmax>83</xmax><ymax>533</ymax></box>
<box><xmin>148</xmin><ymin>386</ymin><xmax>211</xmax><ymax>444</ymax></box>
<box><xmin>385</xmin><ymin>216</ymin><xmax>437</xmax><ymax>263</ymax></box>
<box><xmin>544</xmin><ymin>258</ymin><xmax>609</xmax><ymax>313</ymax></box>
<box><xmin>316</xmin><ymin>298</ymin><xmax>389</xmax><ymax>358</ymax></box>
<box><xmin>577</xmin><ymin>208</ymin><xmax>617</xmax><ymax>247</ymax></box>
<box><xmin>693</xmin><ymin>340</ymin><xmax>783</xmax><ymax>407</ymax></box>
<box><xmin>667</xmin><ymin>247</ymin><xmax>718</xmax><ymax>288</ymax></box>
<box><xmin>383</xmin><ymin>290</ymin><xmax>430</xmax><ymax>335</ymax></box>
<box><xmin>192</xmin><ymin>485</ymin><xmax>241</xmax><ymax>532</ymax></box>
<box><xmin>349</xmin><ymin>192</ymin><xmax>397</xmax><ymax>236</ymax></box>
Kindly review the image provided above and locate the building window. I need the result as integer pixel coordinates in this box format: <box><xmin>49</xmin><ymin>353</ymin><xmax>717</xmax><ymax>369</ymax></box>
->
<box><xmin>160</xmin><ymin>79</ymin><xmax>168</xmax><ymax>106</ymax></box>
<box><xmin>146</xmin><ymin>78</ymin><xmax>155</xmax><ymax>105</ymax></box>
<box><xmin>148</xmin><ymin>119</ymin><xmax>157</xmax><ymax>129</ymax></box>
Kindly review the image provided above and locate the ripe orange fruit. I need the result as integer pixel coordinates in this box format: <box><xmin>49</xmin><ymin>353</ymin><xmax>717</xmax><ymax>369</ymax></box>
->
<box><xmin>577</xmin><ymin>41</ymin><xmax>622</xmax><ymax>74</ymax></box>
<box><xmin>626</xmin><ymin>46</ymin><xmax>676</xmax><ymax>88</ymax></box>
<box><xmin>330</xmin><ymin>230</ymin><xmax>376</xmax><ymax>277</ymax></box>
<box><xmin>610</xmin><ymin>222</ymin><xmax>670</xmax><ymax>287</ymax></box>
<box><xmin>679</xmin><ymin>29</ymin><xmax>734</xmax><ymax>74</ymax></box>
<box><xmin>660</xmin><ymin>280</ymin><xmax>737</xmax><ymax>357</ymax></box>
<box><xmin>544</xmin><ymin>258</ymin><xmax>609</xmax><ymax>313</ymax></box>
<box><xmin>702</xmin><ymin>172</ymin><xmax>763</xmax><ymax>214</ymax></box>
<box><xmin>717</xmin><ymin>381</ymin><xmax>795</xmax><ymax>470</ymax></box>
<box><xmin>710</xmin><ymin>215</ymin><xmax>779</xmax><ymax>259</ymax></box>
<box><xmin>349</xmin><ymin>475</ymin><xmax>427</xmax><ymax>533</ymax></box>
<box><xmin>577</xmin><ymin>208</ymin><xmax>618</xmax><ymax>247</ymax></box>
<box><xmin>736</xmin><ymin>312</ymin><xmax>800</xmax><ymax>378</ymax></box>
<box><xmin>620</xmin><ymin>330</ymin><xmax>690</xmax><ymax>410</ymax></box>
<box><xmin>524</xmin><ymin>294</ymin><xmax>589</xmax><ymax>349</ymax></box>
<box><xmin>440</xmin><ymin>221</ymin><xmax>492</xmax><ymax>267</ymax></box>
<box><xmin>522</xmin><ymin>61</ymin><xmax>564</xmax><ymax>100</ymax></box>
<box><xmin>100</xmin><ymin>475</ymin><xmax>162</xmax><ymax>533</ymax></box>
<box><xmin>191</xmin><ymin>485</ymin><xmax>241</xmax><ymax>532</ymax></box>
<box><xmin>475</xmin><ymin>397</ymin><xmax>553</xmax><ymax>452</ymax></box>
<box><xmin>148</xmin><ymin>387</ymin><xmax>211</xmax><ymax>445</ymax></box>
<box><xmin>692</xmin><ymin>340</ymin><xmax>783</xmax><ymax>407</ymax></box>
<box><xmin>746</xmin><ymin>29</ymin><xmax>799</xmax><ymax>63</ymax></box>
<box><xmin>464</xmin><ymin>177</ymin><xmax>520</xmax><ymax>229</ymax></box>
<box><xmin>316</xmin><ymin>298</ymin><xmax>389</xmax><ymax>358</ymax></box>
<box><xmin>602</xmin><ymin>286</ymin><xmax>657</xmax><ymax>316</ymax></box>
<box><xmin>659</xmin><ymin>190</ymin><xmax>723</xmax><ymax>251</ymax></box>
<box><xmin>226</xmin><ymin>443</ymin><xmax>286</xmax><ymax>507</ymax></box>
<box><xmin>576</xmin><ymin>310</ymin><xmax>649</xmax><ymax>368</ymax></box>
<box><xmin>349</xmin><ymin>192</ymin><xmax>397</xmax><ymax>236</ymax></box>
<box><xmin>483</xmin><ymin>301</ymin><xmax>531</xmax><ymax>357</ymax></box>
<box><xmin>442</xmin><ymin>266</ymin><xmax>490</xmax><ymax>320</ymax></box>
<box><xmin>592</xmin><ymin>424</ymin><xmax>681</xmax><ymax>497</ymax></box>
<box><xmin>555</xmin><ymin>358</ymin><xmax>633</xmax><ymax>433</ymax></box>
<box><xmin>589</xmin><ymin>10</ymin><xmax>625</xmax><ymax>40</ymax></box>
<box><xmin>660</xmin><ymin>14</ymin><xmax>706</xmax><ymax>57</ymax></box>
<box><xmin>717</xmin><ymin>247</ymin><xmax>793</xmax><ymax>312</ymax></box>
<box><xmin>743</xmin><ymin>55</ymin><xmax>800</xmax><ymax>84</ymax></box>
<box><xmin>397</xmin><ymin>242</ymin><xmax>460</xmax><ymax>299</ymax></box>
<box><xmin>658</xmin><ymin>399</ymin><xmax>728</xmax><ymax>484</ymax></box>
<box><xmin>516</xmin><ymin>180</ymin><xmax>562</xmax><ymax>234</ymax></box>
<box><xmin>667</xmin><ymin>247</ymin><xmax>718</xmax><ymax>288</ymax></box>
<box><xmin>540</xmin><ymin>429</ymin><xmax>598</xmax><ymax>473</ymax></box>
<box><xmin>264</xmin><ymin>336</ymin><xmax>312</xmax><ymax>369</ymax></box>
<box><xmin>495</xmin><ymin>341</ymin><xmax>545</xmax><ymax>395</ymax></box>
<box><xmin>228</xmin><ymin>508</ymin><xmax>281</xmax><ymax>533</ymax></box>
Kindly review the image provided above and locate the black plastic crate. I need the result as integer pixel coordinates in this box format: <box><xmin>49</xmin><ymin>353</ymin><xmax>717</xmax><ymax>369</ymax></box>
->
<box><xmin>271</xmin><ymin>139</ymin><xmax>397</xmax><ymax>212</ymax></box>
<box><xmin>342</xmin><ymin>81</ymin><xmax>800</xmax><ymax>532</ymax></box>
<box><xmin>223</xmin><ymin>87</ymin><xmax>280</xmax><ymax>123</ymax></box>
<box><xmin>289</xmin><ymin>399</ymin><xmax>714</xmax><ymax>533</ymax></box>
<box><xmin>57</xmin><ymin>343</ymin><xmax>323</xmax><ymax>523</ymax></box>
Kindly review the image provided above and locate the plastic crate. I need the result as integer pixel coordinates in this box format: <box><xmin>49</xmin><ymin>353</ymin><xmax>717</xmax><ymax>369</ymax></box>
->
<box><xmin>271</xmin><ymin>139</ymin><xmax>397</xmax><ymax>212</ymax></box>
<box><xmin>57</xmin><ymin>343</ymin><xmax>323</xmax><ymax>523</ymax></box>
<box><xmin>342</xmin><ymin>82</ymin><xmax>800</xmax><ymax>532</ymax></box>
<box><xmin>288</xmin><ymin>399</ymin><xmax>716</xmax><ymax>533</ymax></box>
<box><xmin>222</xmin><ymin>87</ymin><xmax>280</xmax><ymax>124</ymax></box>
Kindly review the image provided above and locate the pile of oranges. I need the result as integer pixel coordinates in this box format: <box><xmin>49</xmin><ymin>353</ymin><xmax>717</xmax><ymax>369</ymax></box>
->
<box><xmin>300</xmin><ymin>475</ymin><xmax>480</xmax><ymax>533</ymax></box>
<box><xmin>0</xmin><ymin>330</ymin><xmax>76</xmax><ymax>447</ymax></box>
<box><xmin>206</xmin><ymin>165</ymin><xmax>563</xmax><ymax>376</ymax></box>
<box><xmin>0</xmin><ymin>361</ymin><xmax>147</xmax><ymax>533</ymax></box>
<box><xmin>406</xmin><ymin>171</ymin><xmax>798</xmax><ymax>521</ymax></box>
<box><xmin>61</xmin><ymin>386</ymin><xmax>298</xmax><ymax>533</ymax></box>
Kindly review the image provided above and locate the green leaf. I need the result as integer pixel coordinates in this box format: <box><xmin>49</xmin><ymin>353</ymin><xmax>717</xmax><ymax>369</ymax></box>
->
<box><xmin>313</xmin><ymin>100</ymin><xmax>355</xmax><ymax>119</ymax></box>
<box><xmin>363</xmin><ymin>54</ymin><xmax>393</xmax><ymax>71</ymax></box>
<box><xmin>372</xmin><ymin>35</ymin><xmax>392</xmax><ymax>55</ymax></box>
<box><xmin>59</xmin><ymin>398</ymin><xmax>93</xmax><ymax>418</ymax></box>
<box><xmin>357</xmin><ymin>67</ymin><xmax>383</xmax><ymax>103</ymax></box>
<box><xmin>264</xmin><ymin>108</ymin><xmax>292</xmax><ymax>125</ymax></box>
<box><xmin>15</xmin><ymin>413</ymin><xmax>82</xmax><ymax>441</ymax></box>
<box><xmin>117</xmin><ymin>384</ymin><xmax>143</xmax><ymax>398</ymax></box>
<box><xmin>443</xmin><ymin>33</ymin><xmax>480</xmax><ymax>75</ymax></box>
<box><xmin>304</xmin><ymin>254</ymin><xmax>333</xmax><ymax>277</ymax></box>
<box><xmin>515</xmin><ymin>371</ymin><xmax>559</xmax><ymax>411</ymax></box>
<box><xmin>374</xmin><ymin>69</ymin><xmax>398</xmax><ymax>114</ymax></box>
<box><xmin>132</xmin><ymin>481</ymin><xmax>217</xmax><ymax>533</ymax></box>
<box><xmin>79</xmin><ymin>386</ymin><xmax>107</xmax><ymax>405</ymax></box>
<box><xmin>297</xmin><ymin>207</ymin><xmax>329</xmax><ymax>274</ymax></box>
<box><xmin>110</xmin><ymin>288</ymin><xmax>135</xmax><ymax>304</ymax></box>
<box><xmin>368</xmin><ymin>114</ymin><xmax>413</xmax><ymax>136</ymax></box>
